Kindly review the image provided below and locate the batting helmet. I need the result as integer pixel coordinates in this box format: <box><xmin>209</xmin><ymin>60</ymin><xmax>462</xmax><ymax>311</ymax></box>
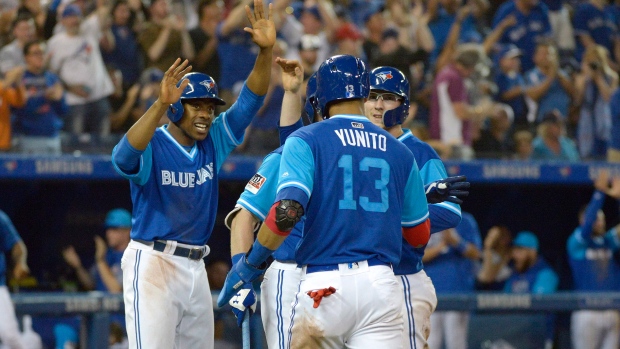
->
<box><xmin>304</xmin><ymin>72</ymin><xmax>318</xmax><ymax>123</ymax></box>
<box><xmin>167</xmin><ymin>72</ymin><xmax>226</xmax><ymax>122</ymax></box>
<box><xmin>369</xmin><ymin>66</ymin><xmax>410</xmax><ymax>127</ymax></box>
<box><xmin>315</xmin><ymin>55</ymin><xmax>369</xmax><ymax>119</ymax></box>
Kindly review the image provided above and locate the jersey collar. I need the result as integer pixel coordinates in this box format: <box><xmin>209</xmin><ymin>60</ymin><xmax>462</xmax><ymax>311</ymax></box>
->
<box><xmin>329</xmin><ymin>114</ymin><xmax>371</xmax><ymax>122</ymax></box>
<box><xmin>397</xmin><ymin>129</ymin><xmax>413</xmax><ymax>142</ymax></box>
<box><xmin>159</xmin><ymin>125</ymin><xmax>198</xmax><ymax>160</ymax></box>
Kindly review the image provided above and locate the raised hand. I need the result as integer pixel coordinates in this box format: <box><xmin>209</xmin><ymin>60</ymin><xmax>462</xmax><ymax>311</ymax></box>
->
<box><xmin>276</xmin><ymin>57</ymin><xmax>304</xmax><ymax>93</ymax></box>
<box><xmin>159</xmin><ymin>58</ymin><xmax>192</xmax><ymax>105</ymax></box>
<box><xmin>94</xmin><ymin>235</ymin><xmax>108</xmax><ymax>262</ymax></box>
<box><xmin>594</xmin><ymin>170</ymin><xmax>610</xmax><ymax>193</ymax></box>
<box><xmin>62</xmin><ymin>246</ymin><xmax>82</xmax><ymax>269</ymax></box>
<box><xmin>244</xmin><ymin>0</ymin><xmax>276</xmax><ymax>50</ymax></box>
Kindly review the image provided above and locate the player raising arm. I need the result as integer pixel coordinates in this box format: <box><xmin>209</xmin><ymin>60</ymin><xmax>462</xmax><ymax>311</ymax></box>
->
<box><xmin>110</xmin><ymin>0</ymin><xmax>275</xmax><ymax>348</ymax></box>
<box><xmin>219</xmin><ymin>54</ymin><xmax>431</xmax><ymax>348</ymax></box>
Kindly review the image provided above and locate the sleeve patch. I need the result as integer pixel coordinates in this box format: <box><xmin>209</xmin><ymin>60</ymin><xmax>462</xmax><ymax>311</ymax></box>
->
<box><xmin>245</xmin><ymin>173</ymin><xmax>267</xmax><ymax>194</ymax></box>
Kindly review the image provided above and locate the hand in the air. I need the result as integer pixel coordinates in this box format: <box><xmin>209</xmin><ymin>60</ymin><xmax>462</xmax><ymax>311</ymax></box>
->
<box><xmin>425</xmin><ymin>175</ymin><xmax>470</xmax><ymax>204</ymax></box>
<box><xmin>158</xmin><ymin>58</ymin><xmax>192</xmax><ymax>105</ymax></box>
<box><xmin>276</xmin><ymin>57</ymin><xmax>304</xmax><ymax>94</ymax></box>
<box><xmin>229</xmin><ymin>284</ymin><xmax>258</xmax><ymax>327</ymax></box>
<box><xmin>94</xmin><ymin>235</ymin><xmax>107</xmax><ymax>262</ymax></box>
<box><xmin>13</xmin><ymin>262</ymin><xmax>30</xmax><ymax>281</ymax></box>
<box><xmin>62</xmin><ymin>245</ymin><xmax>82</xmax><ymax>269</ymax></box>
<box><xmin>244</xmin><ymin>0</ymin><xmax>276</xmax><ymax>50</ymax></box>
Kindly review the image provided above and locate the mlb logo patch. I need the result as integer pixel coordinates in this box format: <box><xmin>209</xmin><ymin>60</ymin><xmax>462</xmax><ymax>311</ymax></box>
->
<box><xmin>351</xmin><ymin>122</ymin><xmax>364</xmax><ymax>129</ymax></box>
<box><xmin>245</xmin><ymin>173</ymin><xmax>266</xmax><ymax>194</ymax></box>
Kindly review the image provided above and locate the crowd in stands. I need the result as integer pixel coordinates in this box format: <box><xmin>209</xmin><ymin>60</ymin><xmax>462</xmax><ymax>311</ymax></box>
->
<box><xmin>0</xmin><ymin>0</ymin><xmax>620</xmax><ymax>161</ymax></box>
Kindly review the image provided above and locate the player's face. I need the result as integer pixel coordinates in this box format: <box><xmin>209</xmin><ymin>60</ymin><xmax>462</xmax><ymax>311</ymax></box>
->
<box><xmin>364</xmin><ymin>90</ymin><xmax>402</xmax><ymax>129</ymax></box>
<box><xmin>176</xmin><ymin>99</ymin><xmax>216</xmax><ymax>142</ymax></box>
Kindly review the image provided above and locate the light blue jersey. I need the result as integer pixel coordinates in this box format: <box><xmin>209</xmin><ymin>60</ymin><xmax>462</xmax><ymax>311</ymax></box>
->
<box><xmin>0</xmin><ymin>210</ymin><xmax>21</xmax><ymax>286</ymax></box>
<box><xmin>275</xmin><ymin>115</ymin><xmax>430</xmax><ymax>266</ymax></box>
<box><xmin>567</xmin><ymin>227</ymin><xmax>620</xmax><ymax>291</ymax></box>
<box><xmin>112</xmin><ymin>83</ymin><xmax>264</xmax><ymax>245</ymax></box>
<box><xmin>394</xmin><ymin>130</ymin><xmax>461</xmax><ymax>275</ymax></box>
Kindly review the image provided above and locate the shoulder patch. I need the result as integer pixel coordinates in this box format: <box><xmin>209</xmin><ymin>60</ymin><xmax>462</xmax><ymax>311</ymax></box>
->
<box><xmin>245</xmin><ymin>173</ymin><xmax>267</xmax><ymax>194</ymax></box>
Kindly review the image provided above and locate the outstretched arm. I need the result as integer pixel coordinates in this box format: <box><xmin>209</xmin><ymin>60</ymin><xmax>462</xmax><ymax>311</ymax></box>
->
<box><xmin>244</xmin><ymin>0</ymin><xmax>276</xmax><ymax>96</ymax></box>
<box><xmin>277</xmin><ymin>58</ymin><xmax>304</xmax><ymax>127</ymax></box>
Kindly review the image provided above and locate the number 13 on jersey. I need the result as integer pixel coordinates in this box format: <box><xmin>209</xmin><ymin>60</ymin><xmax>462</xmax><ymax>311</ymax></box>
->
<box><xmin>338</xmin><ymin>155</ymin><xmax>390</xmax><ymax>212</ymax></box>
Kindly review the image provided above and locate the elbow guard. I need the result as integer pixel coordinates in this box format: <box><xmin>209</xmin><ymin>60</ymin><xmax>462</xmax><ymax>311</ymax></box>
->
<box><xmin>403</xmin><ymin>218</ymin><xmax>431</xmax><ymax>248</ymax></box>
<box><xmin>265</xmin><ymin>200</ymin><xmax>304</xmax><ymax>236</ymax></box>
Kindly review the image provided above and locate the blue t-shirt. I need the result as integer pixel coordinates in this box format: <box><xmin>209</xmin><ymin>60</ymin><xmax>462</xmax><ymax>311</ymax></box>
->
<box><xmin>0</xmin><ymin>210</ymin><xmax>21</xmax><ymax>286</ymax></box>
<box><xmin>495</xmin><ymin>71</ymin><xmax>527</xmax><ymax>123</ymax></box>
<box><xmin>573</xmin><ymin>3</ymin><xmax>618</xmax><ymax>63</ymax></box>
<box><xmin>216</xmin><ymin>26</ymin><xmax>257</xmax><ymax>90</ymax></box>
<box><xmin>275</xmin><ymin>115</ymin><xmax>429</xmax><ymax>266</ymax></box>
<box><xmin>92</xmin><ymin>249</ymin><xmax>124</xmax><ymax>292</ymax></box>
<box><xmin>531</xmin><ymin>135</ymin><xmax>580</xmax><ymax>161</ymax></box>
<box><xmin>102</xmin><ymin>25</ymin><xmax>142</xmax><ymax>87</ymax></box>
<box><xmin>608</xmin><ymin>88</ymin><xmax>620</xmax><ymax>150</ymax></box>
<box><xmin>524</xmin><ymin>67</ymin><xmax>571</xmax><ymax>122</ymax></box>
<box><xmin>394</xmin><ymin>130</ymin><xmax>461</xmax><ymax>275</ymax></box>
<box><xmin>567</xmin><ymin>227</ymin><xmax>620</xmax><ymax>291</ymax></box>
<box><xmin>112</xmin><ymin>83</ymin><xmax>264</xmax><ymax>245</ymax></box>
<box><xmin>428</xmin><ymin>7</ymin><xmax>481</xmax><ymax>63</ymax></box>
<box><xmin>13</xmin><ymin>71</ymin><xmax>65</xmax><ymax>137</ymax></box>
<box><xmin>503</xmin><ymin>257</ymin><xmax>558</xmax><ymax>294</ymax></box>
<box><xmin>424</xmin><ymin>212</ymin><xmax>481</xmax><ymax>293</ymax></box>
<box><xmin>493</xmin><ymin>1</ymin><xmax>552</xmax><ymax>71</ymax></box>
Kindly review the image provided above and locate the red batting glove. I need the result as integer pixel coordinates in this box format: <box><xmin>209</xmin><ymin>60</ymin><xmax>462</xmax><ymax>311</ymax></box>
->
<box><xmin>306</xmin><ymin>287</ymin><xmax>337</xmax><ymax>308</ymax></box>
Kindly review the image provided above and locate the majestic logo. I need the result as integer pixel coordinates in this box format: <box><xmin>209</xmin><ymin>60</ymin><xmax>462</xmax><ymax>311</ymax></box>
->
<box><xmin>246</xmin><ymin>173</ymin><xmax>266</xmax><ymax>194</ymax></box>
<box><xmin>376</xmin><ymin>71</ymin><xmax>393</xmax><ymax>83</ymax></box>
<box><xmin>200</xmin><ymin>79</ymin><xmax>216</xmax><ymax>91</ymax></box>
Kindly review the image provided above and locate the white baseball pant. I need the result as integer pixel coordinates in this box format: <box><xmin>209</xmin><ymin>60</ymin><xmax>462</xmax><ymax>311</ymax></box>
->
<box><xmin>260</xmin><ymin>260</ymin><xmax>302</xmax><ymax>349</ymax></box>
<box><xmin>121</xmin><ymin>240</ymin><xmax>213</xmax><ymax>349</ymax></box>
<box><xmin>428</xmin><ymin>311</ymin><xmax>470</xmax><ymax>349</ymax></box>
<box><xmin>0</xmin><ymin>286</ymin><xmax>24</xmax><ymax>349</ymax></box>
<box><xmin>399</xmin><ymin>270</ymin><xmax>437</xmax><ymax>349</ymax></box>
<box><xmin>288</xmin><ymin>261</ymin><xmax>404</xmax><ymax>349</ymax></box>
<box><xmin>571</xmin><ymin>310</ymin><xmax>620</xmax><ymax>349</ymax></box>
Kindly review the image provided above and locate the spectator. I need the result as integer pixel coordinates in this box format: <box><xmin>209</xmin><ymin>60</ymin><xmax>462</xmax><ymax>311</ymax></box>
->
<box><xmin>524</xmin><ymin>41</ymin><xmax>573</xmax><ymax>124</ymax></box>
<box><xmin>101</xmin><ymin>0</ymin><xmax>144</xmax><ymax>91</ymax></box>
<box><xmin>0</xmin><ymin>209</ymin><xmax>31</xmax><ymax>349</ymax></box>
<box><xmin>476</xmin><ymin>225</ymin><xmax>513</xmax><ymax>290</ymax></box>
<box><xmin>61</xmin><ymin>208</ymin><xmax>131</xmax><ymax>293</ymax></box>
<box><xmin>573</xmin><ymin>0</ymin><xmax>619</xmax><ymax>65</ymax></box>
<box><xmin>494</xmin><ymin>44</ymin><xmax>528</xmax><ymax>126</ymax></box>
<box><xmin>473</xmin><ymin>104</ymin><xmax>514</xmax><ymax>159</ymax></box>
<box><xmin>0</xmin><ymin>14</ymin><xmax>35</xmax><ymax>75</ymax></box>
<box><xmin>567</xmin><ymin>171</ymin><xmax>620</xmax><ymax>349</ymax></box>
<box><xmin>513</xmin><ymin>129</ymin><xmax>533</xmax><ymax>160</ymax></box>
<box><xmin>492</xmin><ymin>0</ymin><xmax>552</xmax><ymax>72</ymax></box>
<box><xmin>0</xmin><ymin>66</ymin><xmax>26</xmax><ymax>151</ymax></box>
<box><xmin>574</xmin><ymin>44</ymin><xmax>618</xmax><ymax>159</ymax></box>
<box><xmin>542</xmin><ymin>0</ymin><xmax>574</xmax><ymax>53</ymax></box>
<box><xmin>139</xmin><ymin>0</ymin><xmax>194</xmax><ymax>73</ymax></box>
<box><xmin>333</xmin><ymin>22</ymin><xmax>363</xmax><ymax>57</ymax></box>
<box><xmin>429</xmin><ymin>44</ymin><xmax>495</xmax><ymax>160</ymax></box>
<box><xmin>47</xmin><ymin>4</ymin><xmax>115</xmax><ymax>144</ymax></box>
<box><xmin>608</xmin><ymin>87</ymin><xmax>620</xmax><ymax>162</ymax></box>
<box><xmin>531</xmin><ymin>110</ymin><xmax>580</xmax><ymax>161</ymax></box>
<box><xmin>424</xmin><ymin>212</ymin><xmax>482</xmax><ymax>349</ymax></box>
<box><xmin>297</xmin><ymin>34</ymin><xmax>321</xmax><ymax>81</ymax></box>
<box><xmin>361</xmin><ymin>3</ymin><xmax>385</xmax><ymax>65</ymax></box>
<box><xmin>189</xmin><ymin>0</ymin><xmax>222</xmax><ymax>84</ymax></box>
<box><xmin>13</xmin><ymin>40</ymin><xmax>66</xmax><ymax>155</ymax></box>
<box><xmin>427</xmin><ymin>0</ymin><xmax>482</xmax><ymax>63</ymax></box>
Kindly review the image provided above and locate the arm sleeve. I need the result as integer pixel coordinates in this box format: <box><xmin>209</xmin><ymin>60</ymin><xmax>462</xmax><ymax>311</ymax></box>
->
<box><xmin>577</xmin><ymin>191</ymin><xmax>605</xmax><ymax>242</ymax></box>
<box><xmin>0</xmin><ymin>211</ymin><xmax>20</xmax><ymax>252</ymax></box>
<box><xmin>533</xmin><ymin>268</ymin><xmax>559</xmax><ymax>294</ymax></box>
<box><xmin>236</xmin><ymin>153</ymin><xmax>281</xmax><ymax>221</ymax></box>
<box><xmin>275</xmin><ymin>136</ymin><xmax>314</xmax><ymax>210</ymax></box>
<box><xmin>428</xmin><ymin>205</ymin><xmax>462</xmax><ymax>233</ymax></box>
<box><xmin>279</xmin><ymin>118</ymin><xmax>303</xmax><ymax>145</ymax></box>
<box><xmin>417</xmin><ymin>155</ymin><xmax>462</xmax><ymax>229</ymax></box>
<box><xmin>111</xmin><ymin>137</ymin><xmax>153</xmax><ymax>185</ymax></box>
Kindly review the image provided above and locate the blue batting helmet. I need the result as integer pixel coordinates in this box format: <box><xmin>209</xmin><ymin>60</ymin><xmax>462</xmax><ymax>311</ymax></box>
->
<box><xmin>167</xmin><ymin>72</ymin><xmax>226</xmax><ymax>122</ymax></box>
<box><xmin>315</xmin><ymin>55</ymin><xmax>369</xmax><ymax>119</ymax></box>
<box><xmin>369</xmin><ymin>66</ymin><xmax>410</xmax><ymax>127</ymax></box>
<box><xmin>304</xmin><ymin>72</ymin><xmax>318</xmax><ymax>123</ymax></box>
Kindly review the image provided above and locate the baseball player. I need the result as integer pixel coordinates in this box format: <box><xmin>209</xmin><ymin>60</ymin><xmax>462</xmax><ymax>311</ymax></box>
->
<box><xmin>363</xmin><ymin>66</ymin><xmax>468</xmax><ymax>349</ymax></box>
<box><xmin>567</xmin><ymin>171</ymin><xmax>620</xmax><ymax>349</ymax></box>
<box><xmin>224</xmin><ymin>60</ymin><xmax>311</xmax><ymax>348</ymax></box>
<box><xmin>110</xmin><ymin>0</ymin><xmax>275</xmax><ymax>347</ymax></box>
<box><xmin>0</xmin><ymin>210</ymin><xmax>30</xmax><ymax>349</ymax></box>
<box><xmin>218</xmin><ymin>54</ymin><xmax>431</xmax><ymax>348</ymax></box>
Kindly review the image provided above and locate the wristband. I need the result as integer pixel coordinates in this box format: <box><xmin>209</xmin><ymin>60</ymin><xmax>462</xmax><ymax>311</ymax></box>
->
<box><xmin>246</xmin><ymin>239</ymin><xmax>275</xmax><ymax>268</ymax></box>
<box><xmin>232</xmin><ymin>253</ymin><xmax>244</xmax><ymax>265</ymax></box>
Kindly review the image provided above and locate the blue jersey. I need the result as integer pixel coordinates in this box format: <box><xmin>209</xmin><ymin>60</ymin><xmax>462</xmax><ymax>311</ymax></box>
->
<box><xmin>495</xmin><ymin>71</ymin><xmax>527</xmax><ymax>123</ymax></box>
<box><xmin>394</xmin><ymin>130</ymin><xmax>461</xmax><ymax>275</ymax></box>
<box><xmin>567</xmin><ymin>227</ymin><xmax>620</xmax><ymax>292</ymax></box>
<box><xmin>609</xmin><ymin>88</ymin><xmax>620</xmax><ymax>151</ymax></box>
<box><xmin>504</xmin><ymin>257</ymin><xmax>558</xmax><ymax>294</ymax></box>
<box><xmin>424</xmin><ymin>212</ymin><xmax>481</xmax><ymax>293</ymax></box>
<box><xmin>112</xmin><ymin>83</ymin><xmax>264</xmax><ymax>245</ymax></box>
<box><xmin>493</xmin><ymin>1</ymin><xmax>552</xmax><ymax>71</ymax></box>
<box><xmin>275</xmin><ymin>115</ymin><xmax>429</xmax><ymax>266</ymax></box>
<box><xmin>14</xmin><ymin>71</ymin><xmax>66</xmax><ymax>136</ymax></box>
<box><xmin>573</xmin><ymin>3</ymin><xmax>618</xmax><ymax>62</ymax></box>
<box><xmin>0</xmin><ymin>210</ymin><xmax>20</xmax><ymax>287</ymax></box>
<box><xmin>93</xmin><ymin>249</ymin><xmax>124</xmax><ymax>292</ymax></box>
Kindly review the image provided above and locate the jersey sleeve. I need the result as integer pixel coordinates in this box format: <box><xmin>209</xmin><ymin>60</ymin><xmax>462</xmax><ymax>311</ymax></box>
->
<box><xmin>567</xmin><ymin>229</ymin><xmax>587</xmax><ymax>259</ymax></box>
<box><xmin>0</xmin><ymin>211</ymin><xmax>20</xmax><ymax>253</ymax></box>
<box><xmin>458</xmin><ymin>213</ymin><xmax>482</xmax><ymax>249</ymax></box>
<box><xmin>275</xmin><ymin>137</ymin><xmax>314</xmax><ymax>209</ymax></box>
<box><xmin>419</xmin><ymin>157</ymin><xmax>462</xmax><ymax>217</ymax></box>
<box><xmin>402</xmin><ymin>161</ymin><xmax>430</xmax><ymax>227</ymax></box>
<box><xmin>533</xmin><ymin>268</ymin><xmax>559</xmax><ymax>294</ymax></box>
<box><xmin>279</xmin><ymin>118</ymin><xmax>304</xmax><ymax>145</ymax></box>
<box><xmin>111</xmin><ymin>142</ymin><xmax>153</xmax><ymax>186</ymax></box>
<box><xmin>236</xmin><ymin>152</ymin><xmax>281</xmax><ymax>221</ymax></box>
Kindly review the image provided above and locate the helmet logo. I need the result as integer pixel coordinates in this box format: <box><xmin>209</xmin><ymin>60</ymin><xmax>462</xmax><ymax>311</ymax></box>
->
<box><xmin>376</xmin><ymin>71</ymin><xmax>393</xmax><ymax>83</ymax></box>
<box><xmin>345</xmin><ymin>85</ymin><xmax>355</xmax><ymax>98</ymax></box>
<box><xmin>200</xmin><ymin>79</ymin><xmax>216</xmax><ymax>91</ymax></box>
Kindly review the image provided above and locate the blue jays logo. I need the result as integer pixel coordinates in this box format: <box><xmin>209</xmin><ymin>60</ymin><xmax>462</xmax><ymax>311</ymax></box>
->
<box><xmin>200</xmin><ymin>79</ymin><xmax>216</xmax><ymax>91</ymax></box>
<box><xmin>376</xmin><ymin>71</ymin><xmax>393</xmax><ymax>83</ymax></box>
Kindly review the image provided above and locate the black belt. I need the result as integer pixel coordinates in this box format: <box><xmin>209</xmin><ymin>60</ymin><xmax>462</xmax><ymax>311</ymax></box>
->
<box><xmin>306</xmin><ymin>257</ymin><xmax>390</xmax><ymax>274</ymax></box>
<box><xmin>135</xmin><ymin>240</ymin><xmax>206</xmax><ymax>261</ymax></box>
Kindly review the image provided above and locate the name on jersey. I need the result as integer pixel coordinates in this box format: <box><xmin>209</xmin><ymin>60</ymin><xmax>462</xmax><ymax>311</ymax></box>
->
<box><xmin>161</xmin><ymin>163</ymin><xmax>214</xmax><ymax>187</ymax></box>
<box><xmin>246</xmin><ymin>173</ymin><xmax>266</xmax><ymax>194</ymax></box>
<box><xmin>334</xmin><ymin>129</ymin><xmax>387</xmax><ymax>151</ymax></box>
<box><xmin>585</xmin><ymin>248</ymin><xmax>612</xmax><ymax>261</ymax></box>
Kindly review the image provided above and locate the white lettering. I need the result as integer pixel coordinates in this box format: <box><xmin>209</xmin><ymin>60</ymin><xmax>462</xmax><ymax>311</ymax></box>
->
<box><xmin>171</xmin><ymin>172</ymin><xmax>179</xmax><ymax>186</ymax></box>
<box><xmin>355</xmin><ymin>130</ymin><xmax>367</xmax><ymax>147</ymax></box>
<box><xmin>379</xmin><ymin>135</ymin><xmax>387</xmax><ymax>151</ymax></box>
<box><xmin>179</xmin><ymin>173</ymin><xmax>189</xmax><ymax>188</ymax></box>
<box><xmin>369</xmin><ymin>133</ymin><xmax>378</xmax><ymax>149</ymax></box>
<box><xmin>334</xmin><ymin>129</ymin><xmax>347</xmax><ymax>146</ymax></box>
<box><xmin>477</xmin><ymin>294</ymin><xmax>531</xmax><ymax>309</ymax></box>
<box><xmin>188</xmin><ymin>173</ymin><xmax>195</xmax><ymax>188</ymax></box>
<box><xmin>162</xmin><ymin>170</ymin><xmax>171</xmax><ymax>185</ymax></box>
<box><xmin>345</xmin><ymin>129</ymin><xmax>356</xmax><ymax>146</ymax></box>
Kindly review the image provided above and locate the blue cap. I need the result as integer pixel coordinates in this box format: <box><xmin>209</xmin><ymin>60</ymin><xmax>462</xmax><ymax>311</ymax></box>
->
<box><xmin>54</xmin><ymin>324</ymin><xmax>78</xmax><ymax>349</ymax></box>
<box><xmin>513</xmin><ymin>231</ymin><xmax>539</xmax><ymax>250</ymax></box>
<box><xmin>105</xmin><ymin>208</ymin><xmax>132</xmax><ymax>228</ymax></box>
<box><xmin>61</xmin><ymin>4</ymin><xmax>82</xmax><ymax>18</ymax></box>
<box><xmin>498</xmin><ymin>44</ymin><xmax>522</xmax><ymax>60</ymax></box>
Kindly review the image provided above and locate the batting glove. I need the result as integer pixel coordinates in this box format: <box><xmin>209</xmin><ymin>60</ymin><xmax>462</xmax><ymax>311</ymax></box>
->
<box><xmin>229</xmin><ymin>284</ymin><xmax>258</xmax><ymax>327</ymax></box>
<box><xmin>425</xmin><ymin>175</ymin><xmax>470</xmax><ymax>205</ymax></box>
<box><xmin>217</xmin><ymin>255</ymin><xmax>266</xmax><ymax>308</ymax></box>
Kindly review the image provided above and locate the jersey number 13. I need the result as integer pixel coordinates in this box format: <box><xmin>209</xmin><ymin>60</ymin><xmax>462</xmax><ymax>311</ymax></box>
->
<box><xmin>338</xmin><ymin>155</ymin><xmax>390</xmax><ymax>213</ymax></box>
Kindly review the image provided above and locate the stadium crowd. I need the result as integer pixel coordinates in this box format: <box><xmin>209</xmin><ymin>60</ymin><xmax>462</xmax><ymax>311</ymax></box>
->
<box><xmin>0</xmin><ymin>0</ymin><xmax>619</xmax><ymax>161</ymax></box>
